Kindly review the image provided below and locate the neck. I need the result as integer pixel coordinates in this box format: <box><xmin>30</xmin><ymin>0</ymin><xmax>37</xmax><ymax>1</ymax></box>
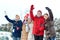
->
<box><xmin>15</xmin><ymin>19</ymin><xmax>19</xmax><ymax>21</ymax></box>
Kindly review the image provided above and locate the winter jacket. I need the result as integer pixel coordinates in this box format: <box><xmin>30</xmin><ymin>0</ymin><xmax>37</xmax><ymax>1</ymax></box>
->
<box><xmin>5</xmin><ymin>15</ymin><xmax>23</xmax><ymax>37</ymax></box>
<box><xmin>21</xmin><ymin>20</ymin><xmax>28</xmax><ymax>40</ymax></box>
<box><xmin>30</xmin><ymin>10</ymin><xmax>45</xmax><ymax>36</ymax></box>
<box><xmin>28</xmin><ymin>22</ymin><xmax>34</xmax><ymax>40</ymax></box>
<box><xmin>45</xmin><ymin>7</ymin><xmax>56</xmax><ymax>38</ymax></box>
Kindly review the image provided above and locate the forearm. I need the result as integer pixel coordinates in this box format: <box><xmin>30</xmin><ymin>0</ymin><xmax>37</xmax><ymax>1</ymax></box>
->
<box><xmin>48</xmin><ymin>9</ymin><xmax>53</xmax><ymax>21</ymax></box>
<box><xmin>46</xmin><ymin>7</ymin><xmax>53</xmax><ymax>21</ymax></box>
<box><xmin>5</xmin><ymin>15</ymin><xmax>13</xmax><ymax>23</ymax></box>
<box><xmin>30</xmin><ymin>9</ymin><xmax>34</xmax><ymax>20</ymax></box>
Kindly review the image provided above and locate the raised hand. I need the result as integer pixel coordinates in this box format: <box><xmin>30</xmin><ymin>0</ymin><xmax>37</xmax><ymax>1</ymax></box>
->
<box><xmin>30</xmin><ymin>5</ymin><xmax>34</xmax><ymax>10</ymax></box>
<box><xmin>45</xmin><ymin>7</ymin><xmax>53</xmax><ymax>21</ymax></box>
<box><xmin>45</xmin><ymin>7</ymin><xmax>51</xmax><ymax>11</ymax></box>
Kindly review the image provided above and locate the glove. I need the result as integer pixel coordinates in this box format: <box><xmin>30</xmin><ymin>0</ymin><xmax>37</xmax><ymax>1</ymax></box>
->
<box><xmin>45</xmin><ymin>7</ymin><xmax>51</xmax><ymax>11</ymax></box>
<box><xmin>30</xmin><ymin>5</ymin><xmax>34</xmax><ymax>10</ymax></box>
<box><xmin>4</xmin><ymin>11</ymin><xmax>7</xmax><ymax>16</ymax></box>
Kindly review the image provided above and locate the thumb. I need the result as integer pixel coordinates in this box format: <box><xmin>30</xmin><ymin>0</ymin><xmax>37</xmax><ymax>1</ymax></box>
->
<box><xmin>31</xmin><ymin>5</ymin><xmax>34</xmax><ymax>10</ymax></box>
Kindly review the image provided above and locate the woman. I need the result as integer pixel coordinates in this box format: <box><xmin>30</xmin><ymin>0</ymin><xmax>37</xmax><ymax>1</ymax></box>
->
<box><xmin>5</xmin><ymin>15</ymin><xmax>22</xmax><ymax>40</ymax></box>
<box><xmin>44</xmin><ymin>7</ymin><xmax>56</xmax><ymax>40</ymax></box>
<box><xmin>27</xmin><ymin>18</ymin><xmax>34</xmax><ymax>40</ymax></box>
<box><xmin>21</xmin><ymin>15</ymin><xmax>29</xmax><ymax>40</ymax></box>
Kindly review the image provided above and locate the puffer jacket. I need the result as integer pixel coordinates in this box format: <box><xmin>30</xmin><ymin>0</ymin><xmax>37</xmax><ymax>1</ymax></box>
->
<box><xmin>30</xmin><ymin>9</ymin><xmax>45</xmax><ymax>36</ymax></box>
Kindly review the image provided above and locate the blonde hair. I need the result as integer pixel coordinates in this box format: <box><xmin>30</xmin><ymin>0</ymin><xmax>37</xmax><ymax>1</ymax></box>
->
<box><xmin>16</xmin><ymin>15</ymin><xmax>20</xmax><ymax>19</ymax></box>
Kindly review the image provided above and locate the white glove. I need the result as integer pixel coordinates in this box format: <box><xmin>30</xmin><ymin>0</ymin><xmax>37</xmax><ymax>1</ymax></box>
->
<box><xmin>4</xmin><ymin>11</ymin><xmax>7</xmax><ymax>15</ymax></box>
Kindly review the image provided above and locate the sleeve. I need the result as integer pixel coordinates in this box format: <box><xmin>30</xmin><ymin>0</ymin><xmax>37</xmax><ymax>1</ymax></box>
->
<box><xmin>20</xmin><ymin>20</ymin><xmax>23</xmax><ymax>31</ymax></box>
<box><xmin>5</xmin><ymin>15</ymin><xmax>14</xmax><ymax>23</ymax></box>
<box><xmin>46</xmin><ymin>7</ymin><xmax>53</xmax><ymax>21</ymax></box>
<box><xmin>30</xmin><ymin>9</ymin><xmax>35</xmax><ymax>20</ymax></box>
<box><xmin>39</xmin><ymin>17</ymin><xmax>45</xmax><ymax>31</ymax></box>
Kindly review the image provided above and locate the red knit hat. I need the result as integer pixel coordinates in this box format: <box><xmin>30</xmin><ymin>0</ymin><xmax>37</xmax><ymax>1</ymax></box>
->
<box><xmin>26</xmin><ymin>14</ymin><xmax>29</xmax><ymax>17</ymax></box>
<box><xmin>24</xmin><ymin>14</ymin><xmax>29</xmax><ymax>18</ymax></box>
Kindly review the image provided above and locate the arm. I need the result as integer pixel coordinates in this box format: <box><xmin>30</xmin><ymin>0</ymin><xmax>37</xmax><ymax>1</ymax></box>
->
<box><xmin>39</xmin><ymin>17</ymin><xmax>45</xmax><ymax>31</ymax></box>
<box><xmin>20</xmin><ymin>20</ymin><xmax>23</xmax><ymax>31</ymax></box>
<box><xmin>5</xmin><ymin>15</ymin><xmax>14</xmax><ymax>23</ymax></box>
<box><xmin>30</xmin><ymin>5</ymin><xmax>35</xmax><ymax>20</ymax></box>
<box><xmin>46</xmin><ymin>7</ymin><xmax>53</xmax><ymax>21</ymax></box>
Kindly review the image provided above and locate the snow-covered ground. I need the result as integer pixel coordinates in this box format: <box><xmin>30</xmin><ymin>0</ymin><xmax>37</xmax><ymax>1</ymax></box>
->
<box><xmin>0</xmin><ymin>31</ymin><xmax>13</xmax><ymax>40</ymax></box>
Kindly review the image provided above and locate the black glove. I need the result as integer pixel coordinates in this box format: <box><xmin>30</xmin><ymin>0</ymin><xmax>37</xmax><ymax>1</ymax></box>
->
<box><xmin>45</xmin><ymin>7</ymin><xmax>51</xmax><ymax>11</ymax></box>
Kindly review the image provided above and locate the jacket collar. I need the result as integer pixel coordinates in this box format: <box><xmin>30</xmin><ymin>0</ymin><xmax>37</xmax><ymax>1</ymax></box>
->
<box><xmin>35</xmin><ymin>15</ymin><xmax>44</xmax><ymax>18</ymax></box>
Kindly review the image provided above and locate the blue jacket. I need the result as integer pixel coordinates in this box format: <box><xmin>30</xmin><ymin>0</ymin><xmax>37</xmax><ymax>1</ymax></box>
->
<box><xmin>5</xmin><ymin>15</ymin><xmax>23</xmax><ymax>37</ymax></box>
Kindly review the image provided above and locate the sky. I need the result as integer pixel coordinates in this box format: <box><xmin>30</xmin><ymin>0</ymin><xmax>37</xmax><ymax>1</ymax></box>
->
<box><xmin>0</xmin><ymin>0</ymin><xmax>60</xmax><ymax>25</ymax></box>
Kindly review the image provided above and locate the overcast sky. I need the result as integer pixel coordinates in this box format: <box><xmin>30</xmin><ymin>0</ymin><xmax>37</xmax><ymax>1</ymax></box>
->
<box><xmin>0</xmin><ymin>0</ymin><xmax>60</xmax><ymax>25</ymax></box>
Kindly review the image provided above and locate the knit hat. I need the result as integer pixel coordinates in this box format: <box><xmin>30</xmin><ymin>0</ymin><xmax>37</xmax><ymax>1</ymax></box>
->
<box><xmin>24</xmin><ymin>14</ymin><xmax>29</xmax><ymax>18</ymax></box>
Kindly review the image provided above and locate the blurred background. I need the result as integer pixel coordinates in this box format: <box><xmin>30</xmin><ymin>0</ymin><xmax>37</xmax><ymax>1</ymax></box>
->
<box><xmin>0</xmin><ymin>0</ymin><xmax>60</xmax><ymax>40</ymax></box>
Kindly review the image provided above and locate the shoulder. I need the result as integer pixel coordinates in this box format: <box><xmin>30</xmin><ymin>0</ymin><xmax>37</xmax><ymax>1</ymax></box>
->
<box><xmin>40</xmin><ymin>16</ymin><xmax>45</xmax><ymax>20</ymax></box>
<box><xmin>11</xmin><ymin>20</ymin><xmax>15</xmax><ymax>22</ymax></box>
<box><xmin>19</xmin><ymin>20</ymin><xmax>23</xmax><ymax>23</ymax></box>
<box><xmin>40</xmin><ymin>16</ymin><xmax>44</xmax><ymax>18</ymax></box>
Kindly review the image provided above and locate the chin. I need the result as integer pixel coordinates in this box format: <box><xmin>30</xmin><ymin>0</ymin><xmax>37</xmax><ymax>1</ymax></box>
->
<box><xmin>37</xmin><ymin>16</ymin><xmax>40</xmax><ymax>17</ymax></box>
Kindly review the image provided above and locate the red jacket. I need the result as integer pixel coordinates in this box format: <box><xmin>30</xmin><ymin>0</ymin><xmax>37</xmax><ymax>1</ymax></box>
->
<box><xmin>30</xmin><ymin>10</ymin><xmax>45</xmax><ymax>36</ymax></box>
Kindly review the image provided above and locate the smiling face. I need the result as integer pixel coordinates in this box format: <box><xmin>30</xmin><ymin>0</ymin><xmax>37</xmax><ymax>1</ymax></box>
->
<box><xmin>44</xmin><ymin>13</ymin><xmax>49</xmax><ymax>20</ymax></box>
<box><xmin>37</xmin><ymin>10</ymin><xmax>42</xmax><ymax>17</ymax></box>
<box><xmin>28</xmin><ymin>18</ymin><xmax>32</xmax><ymax>23</ymax></box>
<box><xmin>15</xmin><ymin>15</ymin><xmax>20</xmax><ymax>21</ymax></box>
<box><xmin>24</xmin><ymin>16</ymin><xmax>28</xmax><ymax>21</ymax></box>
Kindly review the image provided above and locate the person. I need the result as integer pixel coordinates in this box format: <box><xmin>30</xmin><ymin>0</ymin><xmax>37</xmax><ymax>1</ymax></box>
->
<box><xmin>27</xmin><ymin>18</ymin><xmax>34</xmax><ymax>40</ymax></box>
<box><xmin>44</xmin><ymin>7</ymin><xmax>56</xmax><ymax>40</ymax></box>
<box><xmin>5</xmin><ymin>13</ymin><xmax>23</xmax><ymax>40</ymax></box>
<box><xmin>21</xmin><ymin>14</ymin><xmax>29</xmax><ymax>40</ymax></box>
<box><xmin>30</xmin><ymin>5</ymin><xmax>45</xmax><ymax>40</ymax></box>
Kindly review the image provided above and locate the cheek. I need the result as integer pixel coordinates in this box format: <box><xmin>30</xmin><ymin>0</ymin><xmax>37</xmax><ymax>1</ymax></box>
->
<box><xmin>30</xmin><ymin>20</ymin><xmax>31</xmax><ymax>22</ymax></box>
<box><xmin>46</xmin><ymin>16</ymin><xmax>48</xmax><ymax>18</ymax></box>
<box><xmin>28</xmin><ymin>20</ymin><xmax>29</xmax><ymax>21</ymax></box>
<box><xmin>44</xmin><ymin>16</ymin><xmax>45</xmax><ymax>18</ymax></box>
<box><xmin>18</xmin><ymin>17</ymin><xmax>20</xmax><ymax>19</ymax></box>
<box><xmin>37</xmin><ymin>14</ymin><xmax>41</xmax><ymax>16</ymax></box>
<box><xmin>25</xmin><ymin>18</ymin><xmax>28</xmax><ymax>20</ymax></box>
<box><xmin>16</xmin><ymin>17</ymin><xmax>19</xmax><ymax>19</ymax></box>
<box><xmin>44</xmin><ymin>16</ymin><xmax>48</xmax><ymax>19</ymax></box>
<box><xmin>16</xmin><ymin>17</ymin><xmax>18</xmax><ymax>19</ymax></box>
<box><xmin>24</xmin><ymin>17</ymin><xmax>26</xmax><ymax>19</ymax></box>
<box><xmin>46</xmin><ymin>17</ymin><xmax>48</xmax><ymax>20</ymax></box>
<box><xmin>29</xmin><ymin>20</ymin><xmax>31</xmax><ymax>23</ymax></box>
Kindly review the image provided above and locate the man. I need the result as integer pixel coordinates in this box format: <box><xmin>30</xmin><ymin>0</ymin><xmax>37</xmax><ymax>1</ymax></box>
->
<box><xmin>30</xmin><ymin>5</ymin><xmax>45</xmax><ymax>40</ymax></box>
<box><xmin>5</xmin><ymin>12</ymin><xmax>23</xmax><ymax>40</ymax></box>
